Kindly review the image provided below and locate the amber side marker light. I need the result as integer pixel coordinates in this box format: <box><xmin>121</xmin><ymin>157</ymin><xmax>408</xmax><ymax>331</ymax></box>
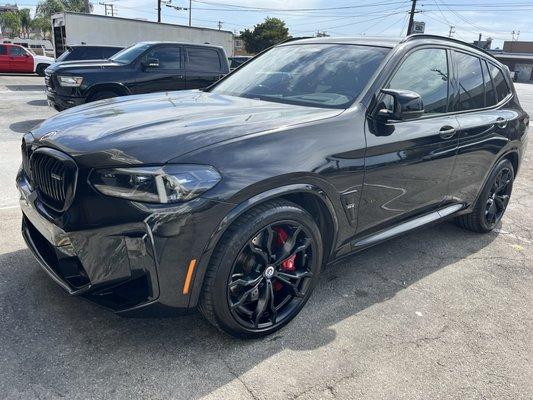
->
<box><xmin>183</xmin><ymin>259</ymin><xmax>197</xmax><ymax>295</ymax></box>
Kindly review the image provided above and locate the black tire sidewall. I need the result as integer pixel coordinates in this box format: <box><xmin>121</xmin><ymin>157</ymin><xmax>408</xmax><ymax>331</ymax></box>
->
<box><xmin>209</xmin><ymin>202</ymin><xmax>323</xmax><ymax>338</ymax></box>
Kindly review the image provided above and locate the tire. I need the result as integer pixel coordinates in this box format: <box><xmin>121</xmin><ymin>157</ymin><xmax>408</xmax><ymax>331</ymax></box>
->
<box><xmin>198</xmin><ymin>199</ymin><xmax>323</xmax><ymax>338</ymax></box>
<box><xmin>88</xmin><ymin>91</ymin><xmax>119</xmax><ymax>103</ymax></box>
<box><xmin>456</xmin><ymin>158</ymin><xmax>515</xmax><ymax>233</ymax></box>
<box><xmin>36</xmin><ymin>64</ymin><xmax>48</xmax><ymax>77</ymax></box>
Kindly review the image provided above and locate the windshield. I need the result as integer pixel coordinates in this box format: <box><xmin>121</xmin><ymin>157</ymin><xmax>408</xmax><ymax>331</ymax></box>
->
<box><xmin>56</xmin><ymin>48</ymin><xmax>71</xmax><ymax>62</ymax></box>
<box><xmin>212</xmin><ymin>44</ymin><xmax>389</xmax><ymax>108</ymax></box>
<box><xmin>110</xmin><ymin>43</ymin><xmax>152</xmax><ymax>64</ymax></box>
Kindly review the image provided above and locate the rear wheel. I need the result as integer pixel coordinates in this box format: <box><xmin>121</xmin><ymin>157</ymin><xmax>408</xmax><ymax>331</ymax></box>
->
<box><xmin>456</xmin><ymin>158</ymin><xmax>514</xmax><ymax>233</ymax></box>
<box><xmin>199</xmin><ymin>200</ymin><xmax>323</xmax><ymax>338</ymax></box>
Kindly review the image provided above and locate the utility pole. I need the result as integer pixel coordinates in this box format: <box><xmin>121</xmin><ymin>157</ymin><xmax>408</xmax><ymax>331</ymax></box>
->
<box><xmin>407</xmin><ymin>0</ymin><xmax>417</xmax><ymax>35</ymax></box>
<box><xmin>478</xmin><ymin>33</ymin><xmax>482</xmax><ymax>42</ymax></box>
<box><xmin>217</xmin><ymin>21</ymin><xmax>223</xmax><ymax>30</ymax></box>
<box><xmin>84</xmin><ymin>0</ymin><xmax>90</xmax><ymax>13</ymax></box>
<box><xmin>158</xmin><ymin>0</ymin><xmax>161</xmax><ymax>22</ymax></box>
<box><xmin>448</xmin><ymin>25</ymin><xmax>455</xmax><ymax>37</ymax></box>
<box><xmin>188</xmin><ymin>0</ymin><xmax>192</xmax><ymax>27</ymax></box>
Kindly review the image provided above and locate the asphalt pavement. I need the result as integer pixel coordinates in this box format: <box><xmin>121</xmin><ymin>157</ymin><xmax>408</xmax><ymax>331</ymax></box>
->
<box><xmin>0</xmin><ymin>74</ymin><xmax>531</xmax><ymax>400</ymax></box>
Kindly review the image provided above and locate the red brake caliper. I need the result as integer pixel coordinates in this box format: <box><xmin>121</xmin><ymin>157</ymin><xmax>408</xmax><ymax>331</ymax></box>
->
<box><xmin>272</xmin><ymin>227</ymin><xmax>296</xmax><ymax>291</ymax></box>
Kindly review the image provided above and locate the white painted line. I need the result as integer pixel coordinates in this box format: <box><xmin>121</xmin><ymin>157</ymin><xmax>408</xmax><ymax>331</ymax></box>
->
<box><xmin>0</xmin><ymin>205</ymin><xmax>19</xmax><ymax>210</ymax></box>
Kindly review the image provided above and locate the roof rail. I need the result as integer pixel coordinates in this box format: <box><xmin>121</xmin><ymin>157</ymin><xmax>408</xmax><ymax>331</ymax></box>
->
<box><xmin>402</xmin><ymin>34</ymin><xmax>498</xmax><ymax>61</ymax></box>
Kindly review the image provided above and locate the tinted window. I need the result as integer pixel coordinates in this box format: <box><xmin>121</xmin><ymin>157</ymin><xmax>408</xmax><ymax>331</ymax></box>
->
<box><xmin>388</xmin><ymin>48</ymin><xmax>449</xmax><ymax>114</ymax></box>
<box><xmin>482</xmin><ymin>60</ymin><xmax>497</xmax><ymax>107</ymax></box>
<box><xmin>79</xmin><ymin>47</ymin><xmax>105</xmax><ymax>59</ymax></box>
<box><xmin>56</xmin><ymin>48</ymin><xmax>72</xmax><ymax>62</ymax></box>
<box><xmin>0</xmin><ymin>45</ymin><xmax>6</xmax><ymax>55</ymax></box>
<box><xmin>187</xmin><ymin>47</ymin><xmax>221</xmax><ymax>71</ymax></box>
<box><xmin>489</xmin><ymin>64</ymin><xmax>511</xmax><ymax>101</ymax></box>
<box><xmin>102</xmin><ymin>47</ymin><xmax>122</xmax><ymax>58</ymax></box>
<box><xmin>143</xmin><ymin>46</ymin><xmax>182</xmax><ymax>70</ymax></box>
<box><xmin>110</xmin><ymin>43</ymin><xmax>152</xmax><ymax>64</ymax></box>
<box><xmin>10</xmin><ymin>46</ymin><xmax>27</xmax><ymax>56</ymax></box>
<box><xmin>455</xmin><ymin>52</ymin><xmax>485</xmax><ymax>111</ymax></box>
<box><xmin>212</xmin><ymin>44</ymin><xmax>389</xmax><ymax>109</ymax></box>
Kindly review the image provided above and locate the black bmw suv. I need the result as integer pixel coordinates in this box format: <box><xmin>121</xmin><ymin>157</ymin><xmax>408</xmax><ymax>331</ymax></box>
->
<box><xmin>18</xmin><ymin>35</ymin><xmax>528</xmax><ymax>338</ymax></box>
<box><xmin>45</xmin><ymin>41</ymin><xmax>229</xmax><ymax>111</ymax></box>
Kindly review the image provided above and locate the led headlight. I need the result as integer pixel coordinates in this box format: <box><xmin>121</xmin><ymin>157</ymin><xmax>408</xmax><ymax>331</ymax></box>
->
<box><xmin>90</xmin><ymin>165</ymin><xmax>221</xmax><ymax>203</ymax></box>
<box><xmin>58</xmin><ymin>76</ymin><xmax>84</xmax><ymax>87</ymax></box>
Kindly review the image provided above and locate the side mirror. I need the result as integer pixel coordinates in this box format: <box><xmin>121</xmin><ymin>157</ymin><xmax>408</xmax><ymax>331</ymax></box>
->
<box><xmin>143</xmin><ymin>58</ymin><xmax>160</xmax><ymax>69</ymax></box>
<box><xmin>378</xmin><ymin>88</ymin><xmax>424</xmax><ymax>121</ymax></box>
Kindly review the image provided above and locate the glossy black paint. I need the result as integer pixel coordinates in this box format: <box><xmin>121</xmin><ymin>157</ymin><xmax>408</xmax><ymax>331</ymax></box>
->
<box><xmin>45</xmin><ymin>42</ymin><xmax>229</xmax><ymax>111</ymax></box>
<box><xmin>17</xmin><ymin>35</ymin><xmax>528</xmax><ymax>316</ymax></box>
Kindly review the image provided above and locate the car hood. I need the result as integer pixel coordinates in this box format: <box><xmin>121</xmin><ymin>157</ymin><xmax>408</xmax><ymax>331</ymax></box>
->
<box><xmin>34</xmin><ymin>55</ymin><xmax>54</xmax><ymax>64</ymax></box>
<box><xmin>47</xmin><ymin>59</ymin><xmax>121</xmax><ymax>73</ymax></box>
<box><xmin>30</xmin><ymin>90</ymin><xmax>342</xmax><ymax>167</ymax></box>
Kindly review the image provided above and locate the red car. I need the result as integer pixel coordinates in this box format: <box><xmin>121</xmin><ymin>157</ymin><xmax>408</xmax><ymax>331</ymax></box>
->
<box><xmin>0</xmin><ymin>43</ymin><xmax>54</xmax><ymax>76</ymax></box>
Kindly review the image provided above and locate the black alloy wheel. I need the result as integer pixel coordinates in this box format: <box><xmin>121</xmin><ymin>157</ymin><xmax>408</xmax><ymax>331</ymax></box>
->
<box><xmin>484</xmin><ymin>166</ymin><xmax>513</xmax><ymax>227</ymax></box>
<box><xmin>456</xmin><ymin>158</ymin><xmax>515</xmax><ymax>233</ymax></box>
<box><xmin>199</xmin><ymin>200</ymin><xmax>323</xmax><ymax>338</ymax></box>
<box><xmin>228</xmin><ymin>221</ymin><xmax>315</xmax><ymax>330</ymax></box>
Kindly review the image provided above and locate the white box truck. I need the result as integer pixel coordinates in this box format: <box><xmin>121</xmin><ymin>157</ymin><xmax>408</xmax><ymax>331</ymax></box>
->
<box><xmin>51</xmin><ymin>12</ymin><xmax>234</xmax><ymax>58</ymax></box>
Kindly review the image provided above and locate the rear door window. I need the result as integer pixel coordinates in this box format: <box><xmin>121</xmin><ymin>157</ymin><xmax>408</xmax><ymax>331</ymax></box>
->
<box><xmin>187</xmin><ymin>47</ymin><xmax>221</xmax><ymax>71</ymax></box>
<box><xmin>0</xmin><ymin>45</ymin><xmax>7</xmax><ymax>55</ymax></box>
<box><xmin>488</xmin><ymin>64</ymin><xmax>511</xmax><ymax>102</ymax></box>
<box><xmin>455</xmin><ymin>52</ymin><xmax>485</xmax><ymax>111</ymax></box>
<box><xmin>482</xmin><ymin>60</ymin><xmax>497</xmax><ymax>107</ymax></box>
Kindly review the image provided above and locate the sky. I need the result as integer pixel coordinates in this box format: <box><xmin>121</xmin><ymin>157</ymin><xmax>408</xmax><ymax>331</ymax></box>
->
<box><xmin>14</xmin><ymin>0</ymin><xmax>533</xmax><ymax>49</ymax></box>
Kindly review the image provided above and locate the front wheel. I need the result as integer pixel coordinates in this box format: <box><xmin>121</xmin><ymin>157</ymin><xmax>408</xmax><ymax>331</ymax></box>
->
<box><xmin>199</xmin><ymin>200</ymin><xmax>323</xmax><ymax>338</ymax></box>
<box><xmin>456</xmin><ymin>158</ymin><xmax>514</xmax><ymax>233</ymax></box>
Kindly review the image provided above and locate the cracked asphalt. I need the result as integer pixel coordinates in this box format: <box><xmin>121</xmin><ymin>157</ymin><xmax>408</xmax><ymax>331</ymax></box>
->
<box><xmin>0</xmin><ymin>75</ymin><xmax>531</xmax><ymax>400</ymax></box>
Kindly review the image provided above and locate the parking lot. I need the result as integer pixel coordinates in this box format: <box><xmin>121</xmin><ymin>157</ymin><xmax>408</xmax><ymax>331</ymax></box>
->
<box><xmin>0</xmin><ymin>74</ymin><xmax>531</xmax><ymax>399</ymax></box>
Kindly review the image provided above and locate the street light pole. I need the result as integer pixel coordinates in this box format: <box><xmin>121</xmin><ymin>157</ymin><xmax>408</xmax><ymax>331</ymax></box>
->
<box><xmin>189</xmin><ymin>0</ymin><xmax>192</xmax><ymax>26</ymax></box>
<box><xmin>407</xmin><ymin>0</ymin><xmax>417</xmax><ymax>35</ymax></box>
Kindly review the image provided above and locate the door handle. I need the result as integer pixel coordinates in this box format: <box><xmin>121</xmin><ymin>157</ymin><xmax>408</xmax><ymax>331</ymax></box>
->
<box><xmin>439</xmin><ymin>126</ymin><xmax>456</xmax><ymax>139</ymax></box>
<box><xmin>496</xmin><ymin>117</ymin><xmax>508</xmax><ymax>129</ymax></box>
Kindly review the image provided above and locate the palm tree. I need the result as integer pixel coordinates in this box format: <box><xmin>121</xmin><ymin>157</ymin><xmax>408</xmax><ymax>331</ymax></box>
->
<box><xmin>18</xmin><ymin>9</ymin><xmax>32</xmax><ymax>39</ymax></box>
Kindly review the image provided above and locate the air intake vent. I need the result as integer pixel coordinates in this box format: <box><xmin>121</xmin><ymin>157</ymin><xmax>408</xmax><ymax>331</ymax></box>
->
<box><xmin>30</xmin><ymin>148</ymin><xmax>78</xmax><ymax>212</ymax></box>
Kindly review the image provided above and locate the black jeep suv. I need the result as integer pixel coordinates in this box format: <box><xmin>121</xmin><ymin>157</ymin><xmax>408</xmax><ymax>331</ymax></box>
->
<box><xmin>18</xmin><ymin>35</ymin><xmax>528</xmax><ymax>338</ymax></box>
<box><xmin>45</xmin><ymin>41</ymin><xmax>229</xmax><ymax>111</ymax></box>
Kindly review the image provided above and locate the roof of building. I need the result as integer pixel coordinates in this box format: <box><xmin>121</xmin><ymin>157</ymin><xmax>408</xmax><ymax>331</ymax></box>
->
<box><xmin>491</xmin><ymin>52</ymin><xmax>533</xmax><ymax>61</ymax></box>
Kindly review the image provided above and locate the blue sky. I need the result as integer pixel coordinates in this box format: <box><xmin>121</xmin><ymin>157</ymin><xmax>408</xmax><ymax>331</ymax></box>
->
<box><xmin>16</xmin><ymin>0</ymin><xmax>533</xmax><ymax>48</ymax></box>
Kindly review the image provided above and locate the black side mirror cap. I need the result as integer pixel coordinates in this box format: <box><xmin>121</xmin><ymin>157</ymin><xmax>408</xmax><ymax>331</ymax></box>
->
<box><xmin>143</xmin><ymin>58</ymin><xmax>160</xmax><ymax>69</ymax></box>
<box><xmin>379</xmin><ymin>88</ymin><xmax>424</xmax><ymax>120</ymax></box>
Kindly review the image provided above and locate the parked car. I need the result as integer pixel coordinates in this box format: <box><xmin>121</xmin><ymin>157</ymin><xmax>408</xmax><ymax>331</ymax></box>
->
<box><xmin>228</xmin><ymin>55</ymin><xmax>252</xmax><ymax>69</ymax></box>
<box><xmin>18</xmin><ymin>35</ymin><xmax>528</xmax><ymax>338</ymax></box>
<box><xmin>44</xmin><ymin>41</ymin><xmax>229</xmax><ymax>111</ymax></box>
<box><xmin>54</xmin><ymin>45</ymin><xmax>124</xmax><ymax>63</ymax></box>
<box><xmin>0</xmin><ymin>43</ymin><xmax>54</xmax><ymax>76</ymax></box>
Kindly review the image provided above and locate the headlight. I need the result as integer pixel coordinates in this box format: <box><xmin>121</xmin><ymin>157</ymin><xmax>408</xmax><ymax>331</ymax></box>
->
<box><xmin>58</xmin><ymin>75</ymin><xmax>84</xmax><ymax>87</ymax></box>
<box><xmin>89</xmin><ymin>165</ymin><xmax>221</xmax><ymax>203</ymax></box>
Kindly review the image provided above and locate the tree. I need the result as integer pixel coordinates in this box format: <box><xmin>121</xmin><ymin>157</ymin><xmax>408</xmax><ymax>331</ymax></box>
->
<box><xmin>240</xmin><ymin>17</ymin><xmax>290</xmax><ymax>54</ymax></box>
<box><xmin>0</xmin><ymin>11</ymin><xmax>21</xmax><ymax>39</ymax></box>
<box><xmin>34</xmin><ymin>0</ymin><xmax>90</xmax><ymax>38</ymax></box>
<box><xmin>32</xmin><ymin>16</ymin><xmax>53</xmax><ymax>39</ymax></box>
<box><xmin>18</xmin><ymin>9</ymin><xmax>32</xmax><ymax>39</ymax></box>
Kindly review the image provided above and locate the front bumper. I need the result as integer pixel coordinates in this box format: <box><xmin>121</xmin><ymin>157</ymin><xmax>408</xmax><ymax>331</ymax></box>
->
<box><xmin>46</xmin><ymin>89</ymin><xmax>85</xmax><ymax>111</ymax></box>
<box><xmin>17</xmin><ymin>170</ymin><xmax>233</xmax><ymax>316</ymax></box>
